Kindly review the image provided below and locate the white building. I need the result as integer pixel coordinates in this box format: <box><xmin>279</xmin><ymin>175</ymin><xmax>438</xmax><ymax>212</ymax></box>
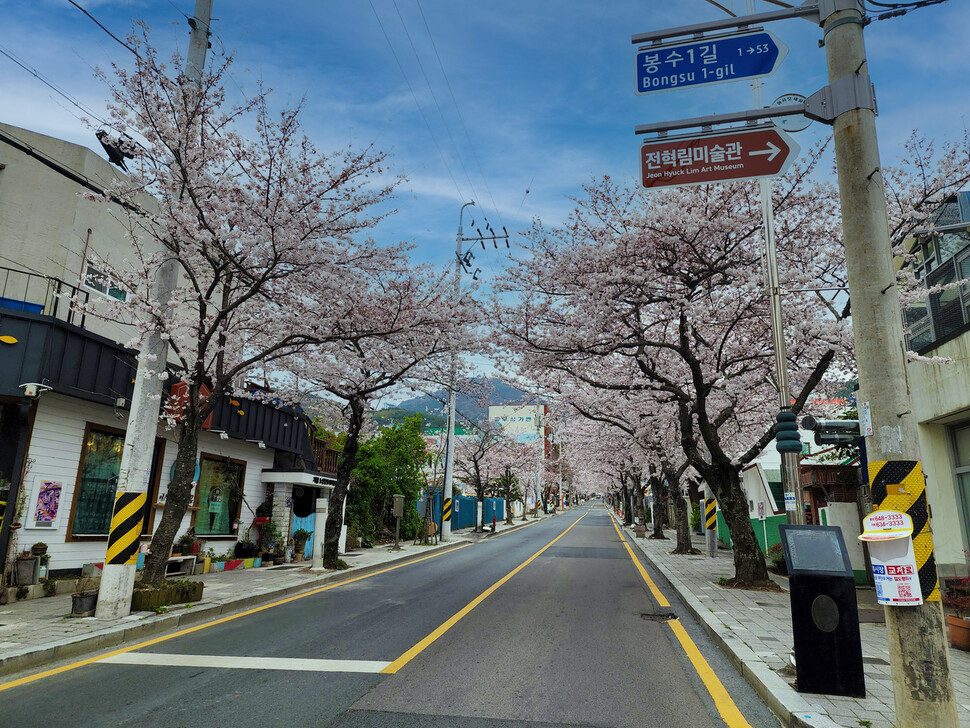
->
<box><xmin>0</xmin><ymin>123</ymin><xmax>333</xmax><ymax>577</ymax></box>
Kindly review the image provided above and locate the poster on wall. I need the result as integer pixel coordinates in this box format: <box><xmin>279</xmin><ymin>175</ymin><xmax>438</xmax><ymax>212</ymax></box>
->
<box><xmin>32</xmin><ymin>480</ymin><xmax>62</xmax><ymax>528</ymax></box>
<box><xmin>859</xmin><ymin>511</ymin><xmax>922</xmax><ymax>606</ymax></box>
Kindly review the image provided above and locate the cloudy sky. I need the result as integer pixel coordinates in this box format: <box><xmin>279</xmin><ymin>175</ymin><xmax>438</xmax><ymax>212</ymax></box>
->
<box><xmin>0</xmin><ymin>0</ymin><xmax>966</xmax><ymax>279</ymax></box>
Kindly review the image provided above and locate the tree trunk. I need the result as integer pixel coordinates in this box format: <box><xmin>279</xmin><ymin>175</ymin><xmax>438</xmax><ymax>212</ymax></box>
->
<box><xmin>323</xmin><ymin>396</ymin><xmax>365</xmax><ymax>568</ymax></box>
<box><xmin>142</xmin><ymin>420</ymin><xmax>200</xmax><ymax>585</ymax></box>
<box><xmin>670</xmin><ymin>492</ymin><xmax>694</xmax><ymax>554</ymax></box>
<box><xmin>648</xmin><ymin>477</ymin><xmax>667</xmax><ymax>539</ymax></box>
<box><xmin>712</xmin><ymin>467</ymin><xmax>771</xmax><ymax>585</ymax></box>
<box><xmin>621</xmin><ymin>480</ymin><xmax>633</xmax><ymax>527</ymax></box>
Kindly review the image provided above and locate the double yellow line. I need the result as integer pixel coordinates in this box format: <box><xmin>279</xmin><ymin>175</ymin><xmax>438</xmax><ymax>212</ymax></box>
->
<box><xmin>609</xmin><ymin>514</ymin><xmax>753</xmax><ymax>728</ymax></box>
<box><xmin>382</xmin><ymin>512</ymin><xmax>586</xmax><ymax>673</ymax></box>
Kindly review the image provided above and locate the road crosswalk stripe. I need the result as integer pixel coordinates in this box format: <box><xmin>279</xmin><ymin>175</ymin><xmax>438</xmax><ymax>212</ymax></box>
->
<box><xmin>103</xmin><ymin>653</ymin><xmax>390</xmax><ymax>673</ymax></box>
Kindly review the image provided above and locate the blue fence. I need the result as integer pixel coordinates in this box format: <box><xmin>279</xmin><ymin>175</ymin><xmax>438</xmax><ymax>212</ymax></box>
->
<box><xmin>417</xmin><ymin>493</ymin><xmax>504</xmax><ymax>531</ymax></box>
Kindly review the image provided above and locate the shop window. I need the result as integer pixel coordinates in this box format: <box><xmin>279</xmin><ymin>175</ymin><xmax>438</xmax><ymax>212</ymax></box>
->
<box><xmin>70</xmin><ymin>426</ymin><xmax>162</xmax><ymax>537</ymax></box>
<box><xmin>194</xmin><ymin>456</ymin><xmax>244</xmax><ymax>536</ymax></box>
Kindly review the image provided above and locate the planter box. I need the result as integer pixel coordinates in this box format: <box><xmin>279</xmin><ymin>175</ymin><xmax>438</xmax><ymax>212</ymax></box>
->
<box><xmin>947</xmin><ymin>614</ymin><xmax>970</xmax><ymax>651</ymax></box>
<box><xmin>131</xmin><ymin>581</ymin><xmax>204</xmax><ymax>612</ymax></box>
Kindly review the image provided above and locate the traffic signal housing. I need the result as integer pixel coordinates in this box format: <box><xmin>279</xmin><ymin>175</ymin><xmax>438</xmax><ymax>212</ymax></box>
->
<box><xmin>775</xmin><ymin>411</ymin><xmax>802</xmax><ymax>453</ymax></box>
<box><xmin>800</xmin><ymin>416</ymin><xmax>861</xmax><ymax>446</ymax></box>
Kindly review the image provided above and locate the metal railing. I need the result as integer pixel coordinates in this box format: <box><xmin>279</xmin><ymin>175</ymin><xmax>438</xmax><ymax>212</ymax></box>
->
<box><xmin>0</xmin><ymin>266</ymin><xmax>88</xmax><ymax>327</ymax></box>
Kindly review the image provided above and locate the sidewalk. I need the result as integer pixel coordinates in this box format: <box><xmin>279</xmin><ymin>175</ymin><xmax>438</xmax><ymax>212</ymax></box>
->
<box><xmin>622</xmin><ymin>524</ymin><xmax>970</xmax><ymax>728</ymax></box>
<box><xmin>0</xmin><ymin>510</ymin><xmax>563</xmax><ymax>681</ymax></box>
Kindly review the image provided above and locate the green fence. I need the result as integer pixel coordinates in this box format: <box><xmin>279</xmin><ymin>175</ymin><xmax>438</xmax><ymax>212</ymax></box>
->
<box><xmin>715</xmin><ymin>511</ymin><xmax>786</xmax><ymax>553</ymax></box>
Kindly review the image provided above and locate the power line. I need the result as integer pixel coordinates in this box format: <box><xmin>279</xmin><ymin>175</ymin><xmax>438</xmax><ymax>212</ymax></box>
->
<box><xmin>391</xmin><ymin>0</ymin><xmax>481</xmax><ymax>208</ymax></box>
<box><xmin>0</xmin><ymin>44</ymin><xmax>110</xmax><ymax>126</ymax></box>
<box><xmin>368</xmin><ymin>0</ymin><xmax>465</xmax><ymax>203</ymax></box>
<box><xmin>414</xmin><ymin>0</ymin><xmax>508</xmax><ymax>233</ymax></box>
<box><xmin>67</xmin><ymin>0</ymin><xmax>139</xmax><ymax>57</ymax></box>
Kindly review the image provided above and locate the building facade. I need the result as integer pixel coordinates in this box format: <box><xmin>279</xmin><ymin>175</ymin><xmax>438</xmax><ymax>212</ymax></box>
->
<box><xmin>905</xmin><ymin>191</ymin><xmax>970</xmax><ymax>578</ymax></box>
<box><xmin>0</xmin><ymin>123</ymin><xmax>336</xmax><ymax>579</ymax></box>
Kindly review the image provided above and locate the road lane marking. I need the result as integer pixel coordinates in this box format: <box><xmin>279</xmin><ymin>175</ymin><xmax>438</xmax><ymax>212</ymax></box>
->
<box><xmin>608</xmin><ymin>513</ymin><xmax>670</xmax><ymax>607</ymax></box>
<box><xmin>610</xmin><ymin>513</ymin><xmax>754</xmax><ymax>728</ymax></box>
<box><xmin>381</xmin><ymin>512</ymin><xmax>588</xmax><ymax>674</ymax></box>
<box><xmin>667</xmin><ymin>619</ymin><xmax>754</xmax><ymax>728</ymax></box>
<box><xmin>103</xmin><ymin>653</ymin><xmax>390</xmax><ymax>673</ymax></box>
<box><xmin>0</xmin><ymin>542</ymin><xmax>473</xmax><ymax>693</ymax></box>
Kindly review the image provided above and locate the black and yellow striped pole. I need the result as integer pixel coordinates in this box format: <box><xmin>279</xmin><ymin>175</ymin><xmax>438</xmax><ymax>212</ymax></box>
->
<box><xmin>704</xmin><ymin>498</ymin><xmax>717</xmax><ymax>531</ymax></box>
<box><xmin>105</xmin><ymin>491</ymin><xmax>148</xmax><ymax>566</ymax></box>
<box><xmin>442</xmin><ymin>497</ymin><xmax>452</xmax><ymax>527</ymax></box>
<box><xmin>868</xmin><ymin>460</ymin><xmax>939</xmax><ymax>602</ymax></box>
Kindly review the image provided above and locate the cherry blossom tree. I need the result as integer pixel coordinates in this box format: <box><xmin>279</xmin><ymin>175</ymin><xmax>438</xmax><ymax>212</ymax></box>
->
<box><xmin>289</xmin><ymin>258</ymin><xmax>468</xmax><ymax>567</ymax></box>
<box><xmin>89</xmin><ymin>28</ymin><xmax>396</xmax><ymax>584</ymax></box>
<box><xmin>492</xmin><ymin>155</ymin><xmax>854</xmax><ymax>585</ymax></box>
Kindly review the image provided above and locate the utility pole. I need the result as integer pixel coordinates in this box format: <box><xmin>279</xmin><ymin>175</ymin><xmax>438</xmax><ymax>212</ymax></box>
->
<box><xmin>442</xmin><ymin>201</ymin><xmax>475</xmax><ymax>540</ymax></box>
<box><xmin>822</xmin><ymin>3</ymin><xmax>957</xmax><ymax>726</ymax></box>
<box><xmin>96</xmin><ymin>0</ymin><xmax>212</xmax><ymax>619</ymax></box>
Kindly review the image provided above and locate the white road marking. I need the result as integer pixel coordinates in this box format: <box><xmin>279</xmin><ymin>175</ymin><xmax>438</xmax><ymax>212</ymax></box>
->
<box><xmin>103</xmin><ymin>652</ymin><xmax>391</xmax><ymax>673</ymax></box>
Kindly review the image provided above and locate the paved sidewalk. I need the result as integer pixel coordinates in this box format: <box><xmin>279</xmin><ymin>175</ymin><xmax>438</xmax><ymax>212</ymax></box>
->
<box><xmin>622</xmin><ymin>524</ymin><xmax>970</xmax><ymax>728</ymax></box>
<box><xmin>0</xmin><ymin>512</ymin><xmax>560</xmax><ymax>681</ymax></box>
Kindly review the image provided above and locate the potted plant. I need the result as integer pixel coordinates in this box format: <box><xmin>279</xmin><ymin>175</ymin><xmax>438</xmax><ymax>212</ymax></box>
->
<box><xmin>292</xmin><ymin>529</ymin><xmax>311</xmax><ymax>562</ymax></box>
<box><xmin>71</xmin><ymin>577</ymin><xmax>98</xmax><ymax>617</ymax></box>
<box><xmin>31</xmin><ymin>541</ymin><xmax>48</xmax><ymax>556</ymax></box>
<box><xmin>943</xmin><ymin>576</ymin><xmax>970</xmax><ymax>651</ymax></box>
<box><xmin>177</xmin><ymin>531</ymin><xmax>197</xmax><ymax>557</ymax></box>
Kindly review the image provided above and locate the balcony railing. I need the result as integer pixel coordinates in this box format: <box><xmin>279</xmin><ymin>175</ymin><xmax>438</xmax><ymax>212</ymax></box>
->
<box><xmin>312</xmin><ymin>439</ymin><xmax>339</xmax><ymax>476</ymax></box>
<box><xmin>0</xmin><ymin>266</ymin><xmax>88</xmax><ymax>327</ymax></box>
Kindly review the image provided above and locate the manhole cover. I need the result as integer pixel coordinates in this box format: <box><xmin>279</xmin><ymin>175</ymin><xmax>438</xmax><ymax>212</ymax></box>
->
<box><xmin>641</xmin><ymin>612</ymin><xmax>676</xmax><ymax>622</ymax></box>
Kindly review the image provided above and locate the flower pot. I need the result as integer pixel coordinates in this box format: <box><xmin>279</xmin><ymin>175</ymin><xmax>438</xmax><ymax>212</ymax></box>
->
<box><xmin>16</xmin><ymin>557</ymin><xmax>37</xmax><ymax>586</ymax></box>
<box><xmin>31</xmin><ymin>544</ymin><xmax>48</xmax><ymax>556</ymax></box>
<box><xmin>273</xmin><ymin>556</ymin><xmax>284</xmax><ymax>565</ymax></box>
<box><xmin>71</xmin><ymin>589</ymin><xmax>98</xmax><ymax>617</ymax></box>
<box><xmin>947</xmin><ymin>614</ymin><xmax>970</xmax><ymax>651</ymax></box>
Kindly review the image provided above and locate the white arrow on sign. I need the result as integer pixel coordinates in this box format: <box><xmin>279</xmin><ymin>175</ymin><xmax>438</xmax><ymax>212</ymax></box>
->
<box><xmin>748</xmin><ymin>141</ymin><xmax>781</xmax><ymax>162</ymax></box>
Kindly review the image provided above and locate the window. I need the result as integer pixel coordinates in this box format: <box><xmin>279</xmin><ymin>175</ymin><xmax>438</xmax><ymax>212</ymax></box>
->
<box><xmin>83</xmin><ymin>264</ymin><xmax>127</xmax><ymax>302</ymax></box>
<box><xmin>69</xmin><ymin>426</ymin><xmax>162</xmax><ymax>537</ymax></box>
<box><xmin>950</xmin><ymin>424</ymin><xmax>970</xmax><ymax>553</ymax></box>
<box><xmin>194</xmin><ymin>455</ymin><xmax>245</xmax><ymax>536</ymax></box>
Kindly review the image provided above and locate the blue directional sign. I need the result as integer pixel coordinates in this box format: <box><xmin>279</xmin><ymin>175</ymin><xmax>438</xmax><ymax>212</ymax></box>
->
<box><xmin>635</xmin><ymin>30</ymin><xmax>787</xmax><ymax>95</ymax></box>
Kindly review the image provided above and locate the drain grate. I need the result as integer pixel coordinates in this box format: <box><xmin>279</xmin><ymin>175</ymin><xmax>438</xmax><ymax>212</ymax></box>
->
<box><xmin>641</xmin><ymin>612</ymin><xmax>677</xmax><ymax>622</ymax></box>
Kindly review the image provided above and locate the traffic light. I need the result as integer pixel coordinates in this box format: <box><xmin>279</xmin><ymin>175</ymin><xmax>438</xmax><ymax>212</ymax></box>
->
<box><xmin>800</xmin><ymin>415</ymin><xmax>861</xmax><ymax>446</ymax></box>
<box><xmin>775</xmin><ymin>411</ymin><xmax>802</xmax><ymax>453</ymax></box>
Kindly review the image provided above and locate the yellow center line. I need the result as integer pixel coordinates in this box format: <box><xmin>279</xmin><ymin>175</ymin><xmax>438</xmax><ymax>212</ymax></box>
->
<box><xmin>667</xmin><ymin>619</ymin><xmax>754</xmax><ymax>728</ymax></box>
<box><xmin>0</xmin><ymin>542</ymin><xmax>473</xmax><ymax>693</ymax></box>
<box><xmin>381</xmin><ymin>512</ymin><xmax>588</xmax><ymax>674</ymax></box>
<box><xmin>608</xmin><ymin>511</ymin><xmax>753</xmax><ymax>728</ymax></box>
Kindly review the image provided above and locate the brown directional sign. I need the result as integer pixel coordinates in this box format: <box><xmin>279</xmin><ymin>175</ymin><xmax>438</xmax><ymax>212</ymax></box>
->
<box><xmin>640</xmin><ymin>125</ymin><xmax>798</xmax><ymax>189</ymax></box>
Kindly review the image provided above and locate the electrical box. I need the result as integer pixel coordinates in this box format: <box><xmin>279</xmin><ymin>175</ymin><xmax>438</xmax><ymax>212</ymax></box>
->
<box><xmin>779</xmin><ymin>524</ymin><xmax>866</xmax><ymax>698</ymax></box>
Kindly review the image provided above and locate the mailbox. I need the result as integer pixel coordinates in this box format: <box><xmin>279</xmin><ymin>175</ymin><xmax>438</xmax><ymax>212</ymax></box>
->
<box><xmin>779</xmin><ymin>524</ymin><xmax>866</xmax><ymax>698</ymax></box>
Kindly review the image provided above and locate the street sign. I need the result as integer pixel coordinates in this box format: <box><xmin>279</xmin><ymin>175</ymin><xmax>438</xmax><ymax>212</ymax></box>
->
<box><xmin>635</xmin><ymin>30</ymin><xmax>787</xmax><ymax>95</ymax></box>
<box><xmin>640</xmin><ymin>125</ymin><xmax>799</xmax><ymax>189</ymax></box>
<box><xmin>771</xmin><ymin>93</ymin><xmax>811</xmax><ymax>132</ymax></box>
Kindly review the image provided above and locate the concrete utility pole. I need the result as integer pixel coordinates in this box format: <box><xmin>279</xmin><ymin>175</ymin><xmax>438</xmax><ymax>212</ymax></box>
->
<box><xmin>822</xmin><ymin>4</ymin><xmax>957</xmax><ymax>726</ymax></box>
<box><xmin>442</xmin><ymin>201</ymin><xmax>475</xmax><ymax>540</ymax></box>
<box><xmin>96</xmin><ymin>0</ymin><xmax>212</xmax><ymax>619</ymax></box>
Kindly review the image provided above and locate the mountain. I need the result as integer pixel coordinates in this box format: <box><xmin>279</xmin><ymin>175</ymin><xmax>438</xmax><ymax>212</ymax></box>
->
<box><xmin>370</xmin><ymin>408</ymin><xmax>448</xmax><ymax>430</ymax></box>
<box><xmin>391</xmin><ymin>377</ymin><xmax>530</xmax><ymax>425</ymax></box>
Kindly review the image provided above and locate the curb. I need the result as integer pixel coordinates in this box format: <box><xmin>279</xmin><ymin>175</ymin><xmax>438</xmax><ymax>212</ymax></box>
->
<box><xmin>0</xmin><ymin>540</ymin><xmax>464</xmax><ymax>681</ymax></box>
<box><xmin>620</xmin><ymin>523</ymin><xmax>845</xmax><ymax>728</ymax></box>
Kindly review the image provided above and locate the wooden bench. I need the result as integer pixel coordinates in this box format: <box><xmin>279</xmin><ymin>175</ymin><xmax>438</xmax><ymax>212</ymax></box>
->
<box><xmin>165</xmin><ymin>555</ymin><xmax>197</xmax><ymax>577</ymax></box>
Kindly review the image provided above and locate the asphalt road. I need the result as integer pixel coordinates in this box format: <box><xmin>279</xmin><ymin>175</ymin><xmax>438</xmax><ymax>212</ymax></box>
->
<box><xmin>0</xmin><ymin>507</ymin><xmax>780</xmax><ymax>728</ymax></box>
